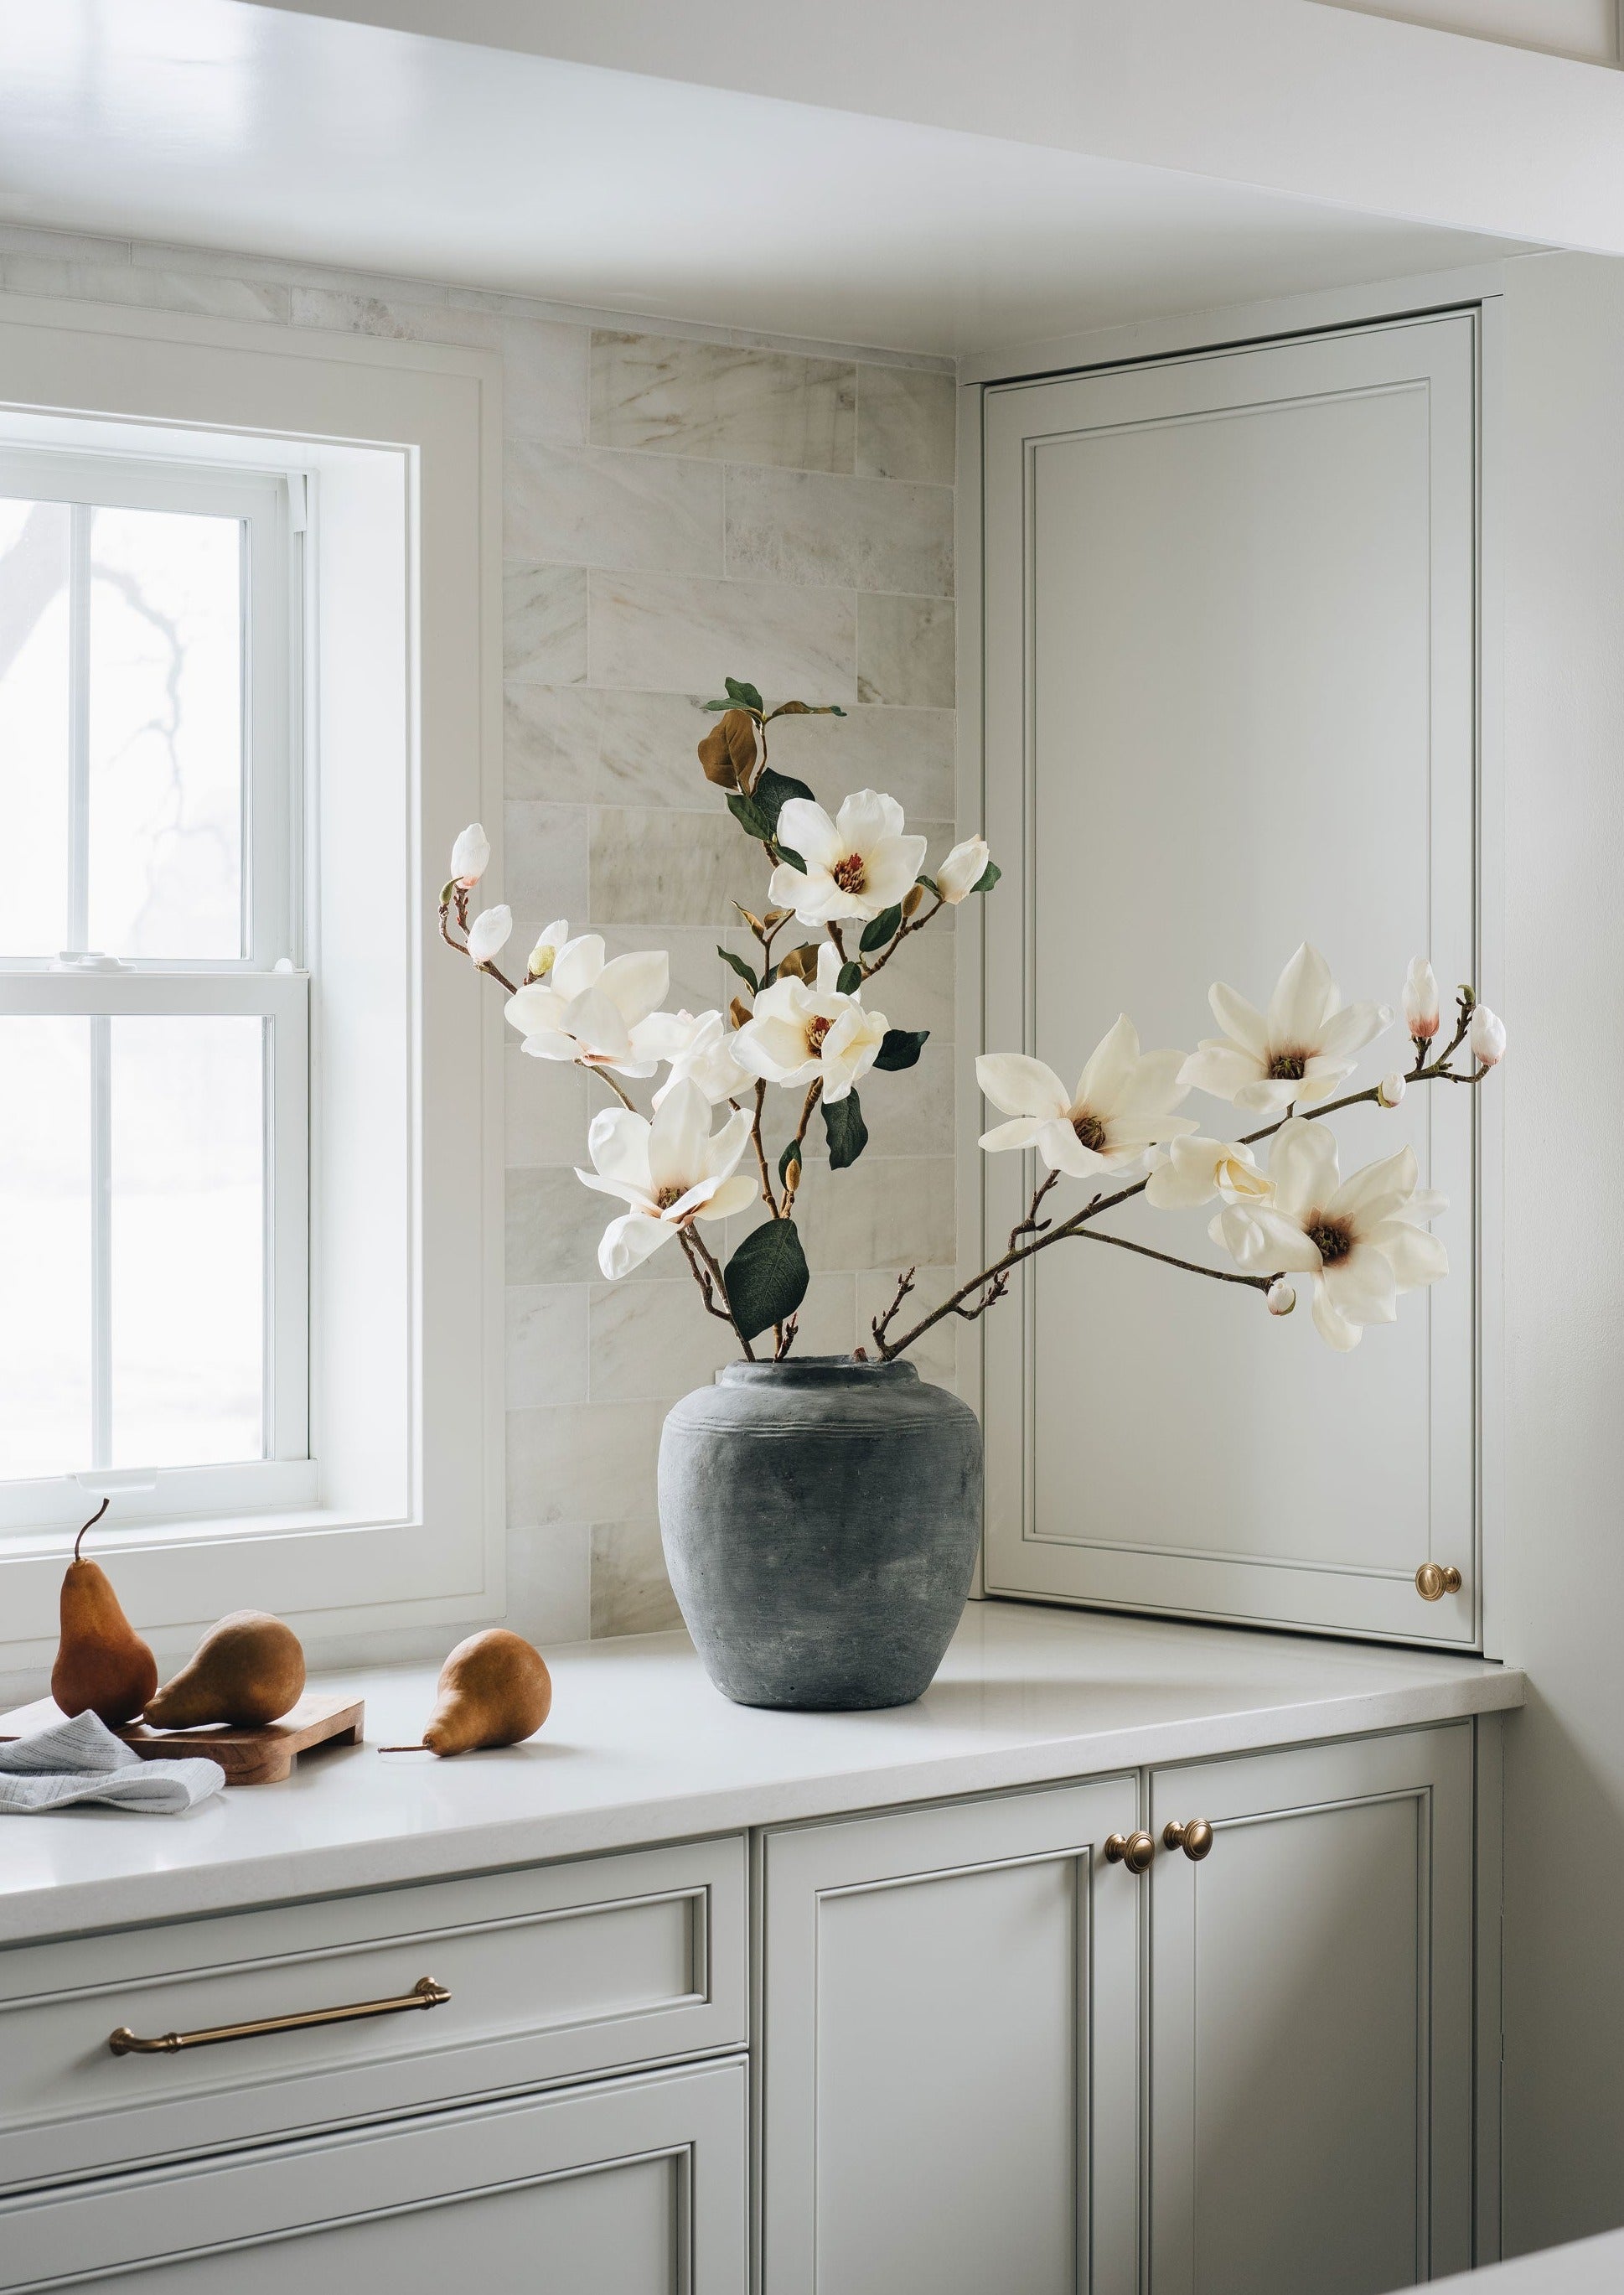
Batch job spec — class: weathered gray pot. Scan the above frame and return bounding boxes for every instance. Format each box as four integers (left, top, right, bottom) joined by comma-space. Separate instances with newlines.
658, 1357, 983, 1712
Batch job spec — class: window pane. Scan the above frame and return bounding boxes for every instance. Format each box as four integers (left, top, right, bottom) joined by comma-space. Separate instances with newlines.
89, 508, 244, 959
111, 1016, 265, 1469
0, 1017, 91, 1477
0, 500, 71, 959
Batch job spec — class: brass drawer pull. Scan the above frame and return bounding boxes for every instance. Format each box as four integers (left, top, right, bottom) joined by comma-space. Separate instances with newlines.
1162, 1818, 1215, 1862
109, 1975, 450, 2057
1104, 1831, 1156, 1873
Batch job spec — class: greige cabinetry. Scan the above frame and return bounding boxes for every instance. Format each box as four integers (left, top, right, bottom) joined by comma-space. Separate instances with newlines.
760, 1723, 1477, 2295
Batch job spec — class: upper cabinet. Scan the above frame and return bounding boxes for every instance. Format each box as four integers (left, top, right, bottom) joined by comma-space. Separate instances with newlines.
979, 312, 1483, 1648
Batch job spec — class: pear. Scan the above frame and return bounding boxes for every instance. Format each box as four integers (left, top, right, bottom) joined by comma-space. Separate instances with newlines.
380, 1629, 551, 1758
144, 1611, 306, 1731
51, 1502, 158, 1728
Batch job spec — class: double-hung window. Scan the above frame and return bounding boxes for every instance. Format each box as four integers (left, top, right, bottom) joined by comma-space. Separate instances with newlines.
0, 448, 309, 1527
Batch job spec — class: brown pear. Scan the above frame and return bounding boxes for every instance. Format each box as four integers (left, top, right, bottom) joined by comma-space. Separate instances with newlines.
381, 1629, 551, 1758
51, 1504, 158, 1728
144, 1611, 306, 1730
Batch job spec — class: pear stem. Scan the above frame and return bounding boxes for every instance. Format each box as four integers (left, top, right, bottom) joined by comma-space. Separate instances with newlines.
375, 1743, 430, 1753
74, 1495, 110, 1563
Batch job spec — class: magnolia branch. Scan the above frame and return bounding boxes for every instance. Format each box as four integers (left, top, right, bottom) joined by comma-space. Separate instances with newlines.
873, 1023, 1493, 1361
680, 1226, 757, 1361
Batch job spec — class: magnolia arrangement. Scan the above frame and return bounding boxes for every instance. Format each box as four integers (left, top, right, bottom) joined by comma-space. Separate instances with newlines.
442, 676, 1505, 1365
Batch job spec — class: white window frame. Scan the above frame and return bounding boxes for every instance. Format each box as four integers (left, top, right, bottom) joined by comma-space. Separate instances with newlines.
0, 446, 312, 1524
0, 294, 504, 1671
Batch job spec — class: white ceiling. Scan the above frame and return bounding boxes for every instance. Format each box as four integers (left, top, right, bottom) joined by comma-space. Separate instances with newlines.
0, 0, 1531, 357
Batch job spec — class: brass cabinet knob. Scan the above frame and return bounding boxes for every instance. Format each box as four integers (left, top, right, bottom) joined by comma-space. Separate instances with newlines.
1415, 1562, 1464, 1602
1162, 1818, 1215, 1862
1104, 1831, 1156, 1873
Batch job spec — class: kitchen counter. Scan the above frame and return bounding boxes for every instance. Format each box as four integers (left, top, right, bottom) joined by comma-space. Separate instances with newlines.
0, 1602, 1523, 1945
1430, 2230, 1624, 2290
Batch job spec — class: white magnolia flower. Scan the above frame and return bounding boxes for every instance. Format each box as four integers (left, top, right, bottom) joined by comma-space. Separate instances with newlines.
732, 942, 888, 1105
1378, 1071, 1407, 1109
1403, 957, 1440, 1043
525, 920, 571, 982
576, 1081, 757, 1279
448, 823, 489, 889
977, 1016, 1197, 1180
1145, 1135, 1273, 1211
1470, 1005, 1507, 1067
504, 935, 670, 1076
1210, 1116, 1447, 1351
768, 790, 928, 926
1181, 943, 1391, 1114
647, 1010, 752, 1109
466, 905, 512, 966
936, 836, 991, 904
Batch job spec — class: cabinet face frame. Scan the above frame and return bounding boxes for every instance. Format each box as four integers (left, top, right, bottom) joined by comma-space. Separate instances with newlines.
1146, 1723, 1475, 2295
759, 1776, 1142, 2295
966, 293, 1506, 1655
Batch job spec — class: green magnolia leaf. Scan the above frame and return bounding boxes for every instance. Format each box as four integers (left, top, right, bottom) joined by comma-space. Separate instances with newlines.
718, 945, 759, 994
972, 859, 1002, 894
701, 698, 732, 712
859, 905, 902, 953
772, 843, 806, 874
836, 961, 863, 995
829, 705, 846, 716
753, 766, 815, 831
725, 1218, 809, 1342
822, 1090, 869, 1170
874, 1028, 928, 1071
724, 676, 766, 714
916, 873, 939, 895
778, 1139, 802, 1184
727, 790, 774, 842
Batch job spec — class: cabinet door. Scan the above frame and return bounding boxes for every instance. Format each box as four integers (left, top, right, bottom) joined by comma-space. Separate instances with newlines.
0, 2059, 747, 2294
1148, 1726, 1474, 2295
761, 1778, 1141, 2295
980, 312, 1479, 1647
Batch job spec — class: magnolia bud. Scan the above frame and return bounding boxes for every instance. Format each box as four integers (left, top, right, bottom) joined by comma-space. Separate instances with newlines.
1469, 1004, 1507, 1067
1402, 956, 1440, 1042
783, 1156, 802, 1202
449, 823, 489, 889
466, 904, 512, 966
525, 920, 570, 982
935, 835, 992, 905
1266, 1279, 1296, 1317
1377, 1071, 1407, 1109
901, 884, 925, 920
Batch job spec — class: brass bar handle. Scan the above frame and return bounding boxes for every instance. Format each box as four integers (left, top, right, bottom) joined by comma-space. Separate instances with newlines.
1162, 1818, 1215, 1862
1104, 1831, 1156, 1874
109, 1975, 450, 2057
1415, 1562, 1464, 1602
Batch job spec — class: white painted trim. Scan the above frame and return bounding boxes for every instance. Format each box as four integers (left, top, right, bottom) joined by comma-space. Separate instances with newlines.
956, 258, 1518, 390
1475, 293, 1509, 1667
952, 375, 987, 1596
0, 294, 504, 1664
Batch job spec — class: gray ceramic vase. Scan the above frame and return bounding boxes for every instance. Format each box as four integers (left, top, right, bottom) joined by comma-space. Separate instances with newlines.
658, 1356, 983, 1712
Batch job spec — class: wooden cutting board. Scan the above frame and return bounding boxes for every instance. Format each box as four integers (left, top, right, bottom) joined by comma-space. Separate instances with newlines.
0, 1693, 364, 1786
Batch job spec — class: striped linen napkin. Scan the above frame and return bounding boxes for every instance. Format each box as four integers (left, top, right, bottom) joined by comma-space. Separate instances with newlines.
0, 1709, 225, 1815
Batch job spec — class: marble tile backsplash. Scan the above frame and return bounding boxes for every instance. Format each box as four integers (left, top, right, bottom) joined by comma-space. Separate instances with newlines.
0, 230, 959, 1650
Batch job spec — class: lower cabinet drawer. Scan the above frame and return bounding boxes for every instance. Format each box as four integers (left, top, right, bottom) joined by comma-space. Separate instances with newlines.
0, 2057, 749, 2294
0, 1835, 746, 2195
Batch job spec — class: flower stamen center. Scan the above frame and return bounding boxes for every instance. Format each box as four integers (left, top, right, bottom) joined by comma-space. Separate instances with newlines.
654, 1185, 685, 1212
1072, 1111, 1108, 1153
1309, 1219, 1352, 1265
1268, 1050, 1308, 1081
832, 853, 867, 895
807, 1016, 831, 1054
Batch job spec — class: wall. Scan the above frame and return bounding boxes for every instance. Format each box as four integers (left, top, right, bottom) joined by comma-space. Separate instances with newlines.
1311, 0, 1618, 64
1499, 248, 1624, 2255
0, 225, 960, 1650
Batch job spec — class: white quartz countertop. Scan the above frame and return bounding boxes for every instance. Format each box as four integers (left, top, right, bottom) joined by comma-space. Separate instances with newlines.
0, 1603, 1523, 1945
1428, 2230, 1624, 2291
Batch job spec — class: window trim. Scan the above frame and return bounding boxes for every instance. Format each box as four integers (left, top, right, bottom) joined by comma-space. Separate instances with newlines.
0, 294, 504, 1668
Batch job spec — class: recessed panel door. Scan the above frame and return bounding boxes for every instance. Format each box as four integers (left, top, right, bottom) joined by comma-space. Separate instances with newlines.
980, 313, 1479, 1645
